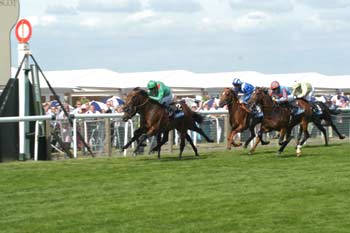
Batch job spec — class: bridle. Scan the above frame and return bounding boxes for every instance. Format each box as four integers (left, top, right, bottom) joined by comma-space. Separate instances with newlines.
124, 94, 150, 116
222, 89, 239, 106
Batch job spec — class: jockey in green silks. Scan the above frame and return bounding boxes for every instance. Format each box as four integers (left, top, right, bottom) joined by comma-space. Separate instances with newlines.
147, 80, 174, 115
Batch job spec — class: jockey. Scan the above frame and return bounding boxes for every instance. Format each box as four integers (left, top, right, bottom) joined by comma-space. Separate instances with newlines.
147, 80, 175, 116
232, 78, 263, 118
269, 81, 304, 116
292, 81, 322, 115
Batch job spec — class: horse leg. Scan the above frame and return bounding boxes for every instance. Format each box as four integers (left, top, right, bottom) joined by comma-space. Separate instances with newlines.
278, 128, 287, 146
313, 119, 328, 146
296, 125, 302, 146
149, 133, 163, 159
133, 133, 148, 155
244, 126, 256, 149
249, 129, 264, 155
122, 127, 144, 151
185, 133, 199, 156
329, 120, 346, 139
277, 129, 293, 156
226, 129, 235, 150
179, 132, 186, 159
231, 128, 243, 147
298, 121, 310, 146
191, 124, 214, 143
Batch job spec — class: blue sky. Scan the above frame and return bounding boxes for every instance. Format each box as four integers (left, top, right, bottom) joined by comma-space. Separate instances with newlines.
10, 0, 350, 74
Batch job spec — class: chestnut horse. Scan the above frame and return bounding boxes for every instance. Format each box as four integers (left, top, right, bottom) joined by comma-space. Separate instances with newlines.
248, 88, 306, 156
121, 88, 213, 159
219, 88, 267, 150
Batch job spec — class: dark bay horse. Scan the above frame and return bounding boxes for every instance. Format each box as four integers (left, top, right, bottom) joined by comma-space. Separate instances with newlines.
219, 88, 266, 150
296, 100, 345, 146
248, 88, 306, 156
121, 87, 213, 159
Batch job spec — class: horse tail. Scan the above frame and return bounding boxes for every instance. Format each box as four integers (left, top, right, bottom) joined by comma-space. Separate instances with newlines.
329, 108, 341, 115
318, 101, 341, 115
192, 112, 204, 124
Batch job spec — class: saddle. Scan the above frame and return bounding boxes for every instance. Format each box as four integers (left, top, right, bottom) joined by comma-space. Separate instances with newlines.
167, 102, 184, 119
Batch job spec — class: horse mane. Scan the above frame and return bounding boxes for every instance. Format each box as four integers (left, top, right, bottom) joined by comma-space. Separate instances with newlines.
133, 87, 164, 107
256, 86, 269, 94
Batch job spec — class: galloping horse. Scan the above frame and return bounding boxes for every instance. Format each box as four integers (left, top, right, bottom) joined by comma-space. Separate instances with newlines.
296, 98, 328, 147
121, 87, 213, 159
295, 100, 345, 146
219, 88, 267, 150
248, 88, 306, 156
315, 101, 345, 140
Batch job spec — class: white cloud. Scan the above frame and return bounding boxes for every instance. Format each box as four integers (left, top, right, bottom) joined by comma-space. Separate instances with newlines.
297, 0, 350, 9
46, 4, 77, 15
147, 0, 201, 13
234, 11, 271, 30
228, 0, 294, 13
26, 15, 58, 27
12, 0, 350, 75
79, 17, 101, 28
77, 0, 142, 13
125, 10, 156, 23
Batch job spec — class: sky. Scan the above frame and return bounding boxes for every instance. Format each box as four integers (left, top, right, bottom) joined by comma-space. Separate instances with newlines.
10, 0, 350, 75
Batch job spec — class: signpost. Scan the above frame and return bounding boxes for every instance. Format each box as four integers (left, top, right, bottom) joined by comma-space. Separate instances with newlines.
15, 19, 32, 43
15, 18, 32, 160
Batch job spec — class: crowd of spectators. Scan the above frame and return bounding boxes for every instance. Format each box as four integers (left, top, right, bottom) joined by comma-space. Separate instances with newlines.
43, 90, 349, 119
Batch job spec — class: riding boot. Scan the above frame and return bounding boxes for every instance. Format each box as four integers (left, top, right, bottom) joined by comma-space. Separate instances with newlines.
251, 105, 263, 119
311, 102, 322, 116
166, 105, 174, 118
290, 101, 304, 116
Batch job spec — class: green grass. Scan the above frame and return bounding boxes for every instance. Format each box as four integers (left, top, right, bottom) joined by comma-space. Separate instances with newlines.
1, 143, 350, 233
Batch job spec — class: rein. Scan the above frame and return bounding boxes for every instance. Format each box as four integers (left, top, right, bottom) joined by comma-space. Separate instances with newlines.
134, 98, 150, 109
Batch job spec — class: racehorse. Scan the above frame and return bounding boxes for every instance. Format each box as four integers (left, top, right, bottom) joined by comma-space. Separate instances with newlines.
218, 88, 267, 150
292, 98, 345, 148
317, 101, 345, 140
248, 87, 306, 156
121, 87, 213, 159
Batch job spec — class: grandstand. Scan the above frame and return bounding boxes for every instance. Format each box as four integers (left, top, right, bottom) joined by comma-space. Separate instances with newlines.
5, 68, 350, 101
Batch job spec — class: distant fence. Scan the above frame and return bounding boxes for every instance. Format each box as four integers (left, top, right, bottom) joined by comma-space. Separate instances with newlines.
1, 109, 350, 160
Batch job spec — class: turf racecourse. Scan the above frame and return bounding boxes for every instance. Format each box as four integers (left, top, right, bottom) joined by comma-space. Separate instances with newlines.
1, 143, 350, 233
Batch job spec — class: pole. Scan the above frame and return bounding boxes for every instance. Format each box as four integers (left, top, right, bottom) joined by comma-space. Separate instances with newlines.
18, 43, 30, 160
30, 64, 44, 115
104, 118, 111, 156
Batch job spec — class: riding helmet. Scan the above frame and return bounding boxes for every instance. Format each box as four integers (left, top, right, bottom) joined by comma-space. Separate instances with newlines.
270, 81, 280, 90
147, 80, 157, 89
232, 78, 242, 86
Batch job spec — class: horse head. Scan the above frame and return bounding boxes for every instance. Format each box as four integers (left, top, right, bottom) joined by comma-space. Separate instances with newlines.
219, 88, 239, 108
122, 87, 149, 122
248, 87, 271, 107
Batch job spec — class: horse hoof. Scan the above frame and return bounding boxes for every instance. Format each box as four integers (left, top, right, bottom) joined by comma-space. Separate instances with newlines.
209, 140, 215, 143
227, 147, 232, 150
340, 135, 346, 140
261, 141, 270, 145
297, 152, 301, 157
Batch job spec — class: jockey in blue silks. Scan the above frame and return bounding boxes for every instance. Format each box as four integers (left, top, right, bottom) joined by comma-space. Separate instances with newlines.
232, 78, 255, 104
232, 78, 263, 118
